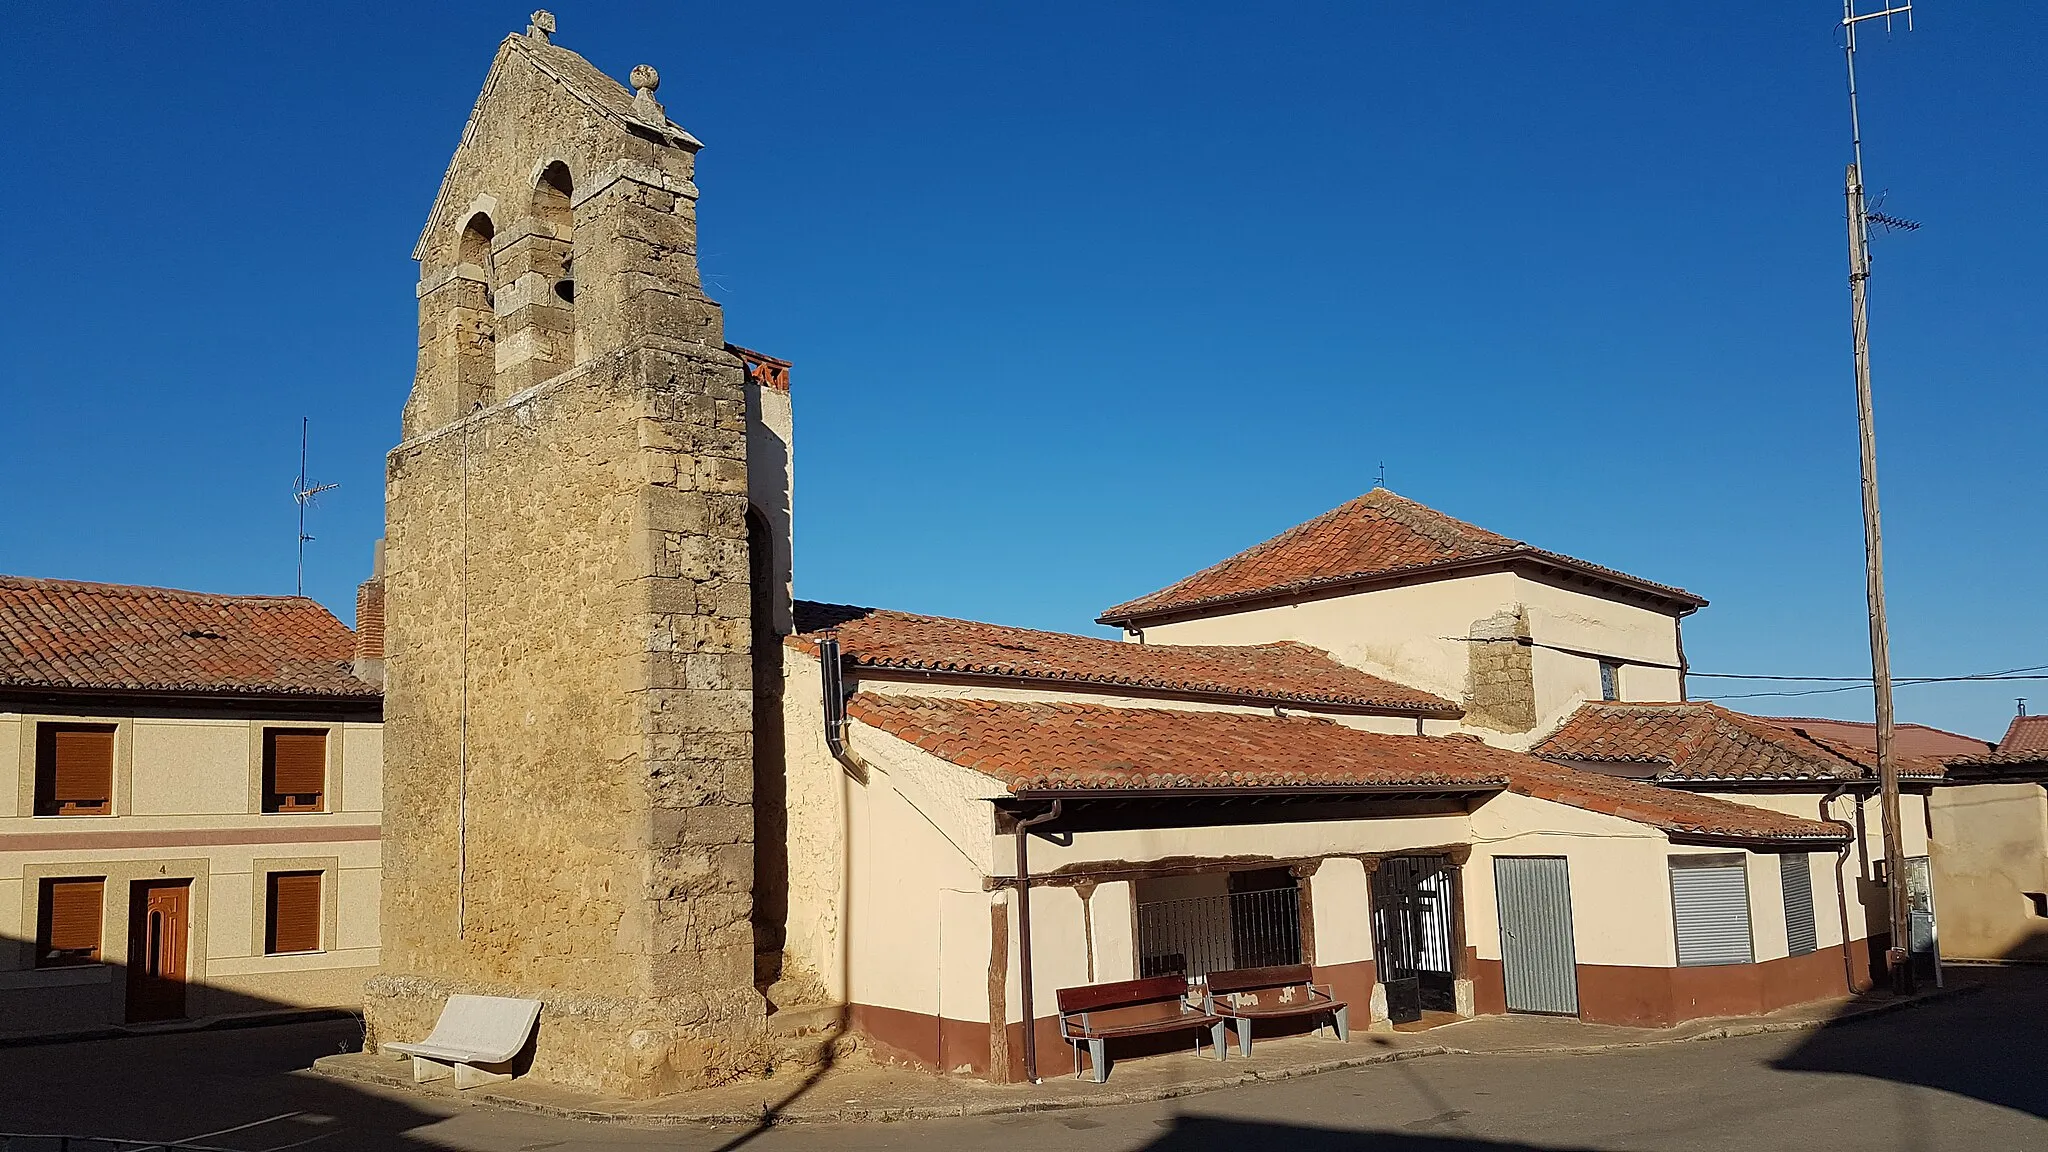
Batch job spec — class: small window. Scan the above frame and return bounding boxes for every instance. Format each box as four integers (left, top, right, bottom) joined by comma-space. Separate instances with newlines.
1670, 854, 1753, 966
2026, 892, 2047, 919
263, 729, 328, 813
1781, 854, 1818, 956
265, 871, 323, 954
1599, 661, 1622, 702
34, 723, 115, 816
36, 878, 105, 967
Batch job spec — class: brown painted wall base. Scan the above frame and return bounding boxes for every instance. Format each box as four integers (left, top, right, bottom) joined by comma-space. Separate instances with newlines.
845, 1003, 999, 1079
1467, 940, 1870, 1028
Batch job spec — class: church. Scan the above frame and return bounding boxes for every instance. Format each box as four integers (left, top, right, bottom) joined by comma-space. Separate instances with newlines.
351, 14, 1948, 1098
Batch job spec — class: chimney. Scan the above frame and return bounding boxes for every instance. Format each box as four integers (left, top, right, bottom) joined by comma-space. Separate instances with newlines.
352, 539, 386, 688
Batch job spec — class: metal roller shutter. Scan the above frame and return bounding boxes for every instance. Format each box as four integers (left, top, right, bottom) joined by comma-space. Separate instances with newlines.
1670, 855, 1753, 967
265, 730, 328, 812
266, 871, 323, 954
38, 725, 115, 815
37, 877, 105, 966
1780, 854, 1818, 956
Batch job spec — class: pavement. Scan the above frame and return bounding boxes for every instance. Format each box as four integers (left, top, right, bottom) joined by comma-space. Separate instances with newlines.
305, 978, 1976, 1125
0, 967, 2041, 1151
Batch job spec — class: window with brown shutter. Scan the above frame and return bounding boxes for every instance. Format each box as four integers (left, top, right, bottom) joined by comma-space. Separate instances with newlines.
263, 729, 327, 813
36, 877, 105, 967
34, 724, 115, 816
265, 871, 323, 954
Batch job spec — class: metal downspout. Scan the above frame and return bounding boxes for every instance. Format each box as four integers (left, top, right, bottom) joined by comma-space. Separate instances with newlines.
1013, 800, 1064, 1084
1821, 783, 1867, 994
818, 636, 870, 782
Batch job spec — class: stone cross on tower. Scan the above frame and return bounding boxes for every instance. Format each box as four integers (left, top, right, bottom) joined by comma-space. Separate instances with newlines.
368, 18, 764, 1099
527, 9, 555, 42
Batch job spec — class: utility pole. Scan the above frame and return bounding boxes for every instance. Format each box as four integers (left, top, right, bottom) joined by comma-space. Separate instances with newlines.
1840, 0, 1916, 994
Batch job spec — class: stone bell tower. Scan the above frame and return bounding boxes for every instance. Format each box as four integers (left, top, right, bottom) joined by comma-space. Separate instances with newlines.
365, 13, 764, 1096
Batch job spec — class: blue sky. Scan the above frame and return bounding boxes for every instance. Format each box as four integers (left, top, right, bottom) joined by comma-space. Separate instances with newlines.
3, 3, 2040, 739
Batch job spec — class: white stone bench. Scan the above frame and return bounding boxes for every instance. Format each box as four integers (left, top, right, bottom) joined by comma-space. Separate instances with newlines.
383, 994, 542, 1090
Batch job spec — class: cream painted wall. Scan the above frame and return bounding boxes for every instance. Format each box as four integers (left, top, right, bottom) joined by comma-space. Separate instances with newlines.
843, 755, 991, 1021
937, 888, 995, 1036
1466, 791, 1676, 968
1, 706, 383, 1036
1135, 571, 1686, 749
1019, 814, 1472, 879
1138, 571, 1524, 704
1010, 885, 1091, 1024
745, 381, 795, 637
340, 722, 383, 816
1089, 881, 1138, 983
780, 647, 850, 1001
1929, 782, 2048, 961
0, 715, 19, 817
1309, 856, 1374, 966
1690, 788, 1935, 949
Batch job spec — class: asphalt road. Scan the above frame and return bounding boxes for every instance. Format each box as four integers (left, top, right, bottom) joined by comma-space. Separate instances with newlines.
3, 970, 2043, 1152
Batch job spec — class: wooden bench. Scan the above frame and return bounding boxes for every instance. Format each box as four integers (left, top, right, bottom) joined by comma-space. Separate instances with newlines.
383, 994, 542, 1089
1202, 963, 1348, 1057
1056, 975, 1226, 1082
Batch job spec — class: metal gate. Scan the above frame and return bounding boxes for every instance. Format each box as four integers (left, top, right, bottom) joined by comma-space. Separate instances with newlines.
1371, 855, 1458, 1024
1493, 856, 1579, 1015
1136, 885, 1301, 978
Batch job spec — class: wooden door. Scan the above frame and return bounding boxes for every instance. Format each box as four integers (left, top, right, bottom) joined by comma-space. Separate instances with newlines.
126, 881, 190, 1022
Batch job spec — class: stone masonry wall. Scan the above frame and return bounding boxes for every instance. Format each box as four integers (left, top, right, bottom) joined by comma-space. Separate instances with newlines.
1465, 608, 1537, 734
369, 30, 764, 1098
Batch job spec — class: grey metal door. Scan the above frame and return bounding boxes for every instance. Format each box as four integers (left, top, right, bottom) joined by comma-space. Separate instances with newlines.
1494, 856, 1579, 1015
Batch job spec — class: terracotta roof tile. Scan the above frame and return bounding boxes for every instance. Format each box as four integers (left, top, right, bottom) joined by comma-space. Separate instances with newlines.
850, 695, 1847, 844
1947, 716, 2048, 772
1536, 702, 1953, 782
792, 601, 1457, 715
1998, 715, 2048, 755
1099, 489, 1703, 624
0, 576, 376, 699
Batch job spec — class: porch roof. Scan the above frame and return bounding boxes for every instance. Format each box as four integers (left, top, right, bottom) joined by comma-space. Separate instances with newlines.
849, 695, 1850, 845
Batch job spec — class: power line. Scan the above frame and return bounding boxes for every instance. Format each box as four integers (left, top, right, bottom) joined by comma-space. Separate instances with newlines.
1691, 664, 2048, 684
1700, 679, 2048, 702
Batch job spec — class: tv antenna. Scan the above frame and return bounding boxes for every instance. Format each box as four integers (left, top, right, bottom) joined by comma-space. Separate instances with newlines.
1839, 0, 1920, 996
292, 417, 340, 596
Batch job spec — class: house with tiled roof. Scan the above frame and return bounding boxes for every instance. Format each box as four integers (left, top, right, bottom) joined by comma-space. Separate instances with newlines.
1536, 700, 2048, 971
761, 595, 1866, 1078
1, 573, 383, 1039
1097, 488, 1705, 750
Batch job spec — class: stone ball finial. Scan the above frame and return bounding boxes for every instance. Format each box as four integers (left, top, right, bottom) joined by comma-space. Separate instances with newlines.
630, 64, 660, 94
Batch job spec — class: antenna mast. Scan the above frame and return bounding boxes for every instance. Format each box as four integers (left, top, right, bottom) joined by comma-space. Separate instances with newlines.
293, 417, 340, 597
1840, 0, 1916, 995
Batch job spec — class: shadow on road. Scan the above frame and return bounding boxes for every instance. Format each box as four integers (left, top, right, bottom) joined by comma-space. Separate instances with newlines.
1770, 962, 2048, 1121
1139, 1115, 1594, 1151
